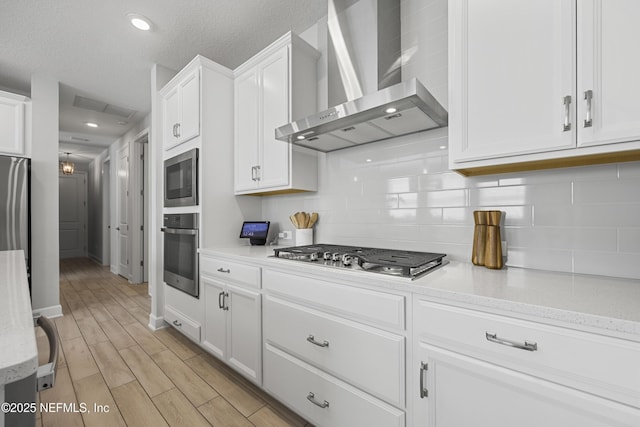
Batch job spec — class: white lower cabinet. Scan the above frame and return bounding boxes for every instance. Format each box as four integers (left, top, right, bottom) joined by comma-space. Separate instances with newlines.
164, 305, 201, 343
412, 298, 640, 427
264, 343, 405, 427
415, 342, 639, 427
264, 295, 405, 407
201, 275, 262, 384
263, 268, 407, 426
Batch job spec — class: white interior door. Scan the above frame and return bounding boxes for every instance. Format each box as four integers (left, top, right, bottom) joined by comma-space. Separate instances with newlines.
118, 145, 130, 278
102, 159, 110, 266
59, 172, 87, 258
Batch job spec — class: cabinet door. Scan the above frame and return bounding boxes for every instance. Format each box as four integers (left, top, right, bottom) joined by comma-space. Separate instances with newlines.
449, 0, 576, 163
163, 86, 181, 150
578, 0, 640, 147
227, 284, 262, 384
0, 96, 25, 155
414, 342, 639, 427
234, 70, 260, 192
179, 68, 200, 144
202, 276, 227, 360
258, 46, 290, 189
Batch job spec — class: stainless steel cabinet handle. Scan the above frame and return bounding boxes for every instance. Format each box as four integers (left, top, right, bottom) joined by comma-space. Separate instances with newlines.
176, 123, 181, 138
584, 90, 593, 128
223, 292, 229, 311
307, 334, 329, 348
218, 291, 225, 309
173, 320, 182, 327
562, 95, 572, 132
217, 268, 231, 273
306, 392, 329, 409
485, 332, 538, 352
255, 165, 261, 181
419, 361, 428, 398
251, 166, 256, 181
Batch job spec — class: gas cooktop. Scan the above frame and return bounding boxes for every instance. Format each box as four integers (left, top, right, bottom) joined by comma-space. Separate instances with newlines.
272, 244, 446, 280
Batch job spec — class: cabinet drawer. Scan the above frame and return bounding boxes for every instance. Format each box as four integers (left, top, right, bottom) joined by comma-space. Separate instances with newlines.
165, 305, 201, 343
200, 256, 260, 289
263, 269, 405, 330
264, 343, 404, 427
414, 299, 640, 408
264, 295, 404, 407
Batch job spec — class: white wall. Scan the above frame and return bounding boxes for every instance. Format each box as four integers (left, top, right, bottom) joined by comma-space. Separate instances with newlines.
30, 75, 61, 316
261, 0, 640, 280
87, 150, 111, 264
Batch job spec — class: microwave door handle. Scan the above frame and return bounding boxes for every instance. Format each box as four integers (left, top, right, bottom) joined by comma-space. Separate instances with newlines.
161, 228, 198, 235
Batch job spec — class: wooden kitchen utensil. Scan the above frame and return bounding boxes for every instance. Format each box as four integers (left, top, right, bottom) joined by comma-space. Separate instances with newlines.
472, 211, 488, 266
308, 212, 318, 228
484, 210, 503, 269
290, 214, 299, 229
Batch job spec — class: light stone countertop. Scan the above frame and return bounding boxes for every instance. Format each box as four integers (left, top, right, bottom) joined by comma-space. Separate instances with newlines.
200, 245, 640, 341
0, 251, 38, 385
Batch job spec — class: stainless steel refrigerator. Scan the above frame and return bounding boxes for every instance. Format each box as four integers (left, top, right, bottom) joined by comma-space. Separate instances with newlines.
0, 155, 31, 289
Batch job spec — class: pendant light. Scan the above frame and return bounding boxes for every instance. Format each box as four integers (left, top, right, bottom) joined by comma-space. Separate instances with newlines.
60, 152, 75, 175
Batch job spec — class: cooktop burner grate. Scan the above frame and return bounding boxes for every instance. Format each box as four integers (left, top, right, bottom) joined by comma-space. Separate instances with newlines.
272, 244, 446, 279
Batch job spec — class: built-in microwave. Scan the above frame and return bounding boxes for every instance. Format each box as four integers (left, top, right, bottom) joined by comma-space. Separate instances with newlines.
164, 148, 198, 207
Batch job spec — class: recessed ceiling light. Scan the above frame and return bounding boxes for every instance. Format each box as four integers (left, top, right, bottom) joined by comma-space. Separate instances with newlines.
385, 107, 397, 114
296, 135, 306, 140
439, 145, 447, 150
85, 122, 99, 128
127, 13, 152, 31
366, 158, 372, 163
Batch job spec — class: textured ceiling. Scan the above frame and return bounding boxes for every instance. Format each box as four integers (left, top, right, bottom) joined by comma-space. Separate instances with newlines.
0, 0, 326, 159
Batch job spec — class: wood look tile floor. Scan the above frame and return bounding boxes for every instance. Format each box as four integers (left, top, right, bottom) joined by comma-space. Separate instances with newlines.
35, 258, 312, 427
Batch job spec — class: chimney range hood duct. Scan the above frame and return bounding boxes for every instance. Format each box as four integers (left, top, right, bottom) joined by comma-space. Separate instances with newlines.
276, 0, 448, 153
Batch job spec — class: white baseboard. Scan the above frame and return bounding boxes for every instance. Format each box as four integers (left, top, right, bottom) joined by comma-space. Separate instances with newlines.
32, 304, 63, 319
88, 253, 102, 265
148, 314, 167, 331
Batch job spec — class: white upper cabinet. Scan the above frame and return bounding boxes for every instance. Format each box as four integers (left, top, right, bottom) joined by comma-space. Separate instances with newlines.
449, 0, 640, 175
162, 67, 200, 150
577, 0, 640, 147
0, 90, 28, 156
234, 32, 319, 195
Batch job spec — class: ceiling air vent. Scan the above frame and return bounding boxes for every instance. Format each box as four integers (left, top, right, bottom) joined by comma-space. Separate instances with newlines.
73, 95, 136, 119
71, 136, 90, 142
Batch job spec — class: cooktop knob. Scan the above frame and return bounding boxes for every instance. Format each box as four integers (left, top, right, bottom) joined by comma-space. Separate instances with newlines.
332, 253, 341, 262
309, 252, 318, 261
341, 254, 352, 266
323, 252, 332, 260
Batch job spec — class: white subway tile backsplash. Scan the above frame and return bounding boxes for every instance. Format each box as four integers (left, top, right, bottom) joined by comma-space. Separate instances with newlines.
573, 252, 640, 280
573, 179, 640, 204
618, 162, 640, 178
506, 248, 574, 273
505, 227, 617, 252
618, 228, 640, 253
262, 130, 640, 279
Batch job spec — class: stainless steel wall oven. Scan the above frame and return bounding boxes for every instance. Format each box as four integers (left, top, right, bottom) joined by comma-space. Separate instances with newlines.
162, 213, 199, 297
164, 148, 198, 207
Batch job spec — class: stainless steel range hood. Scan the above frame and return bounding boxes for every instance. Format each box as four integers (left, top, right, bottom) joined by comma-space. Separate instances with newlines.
275, 0, 448, 153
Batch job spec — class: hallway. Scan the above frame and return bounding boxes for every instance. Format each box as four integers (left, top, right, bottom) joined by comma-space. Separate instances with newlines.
37, 258, 308, 426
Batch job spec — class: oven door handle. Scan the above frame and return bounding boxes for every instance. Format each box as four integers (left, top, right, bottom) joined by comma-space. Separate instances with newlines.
161, 228, 198, 235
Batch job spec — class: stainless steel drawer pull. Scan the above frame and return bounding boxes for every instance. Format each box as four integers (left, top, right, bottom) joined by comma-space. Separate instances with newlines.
307, 334, 329, 348
218, 291, 225, 309
217, 268, 231, 273
563, 95, 572, 132
173, 320, 182, 327
419, 362, 428, 398
584, 90, 593, 128
307, 392, 329, 408
486, 332, 538, 352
